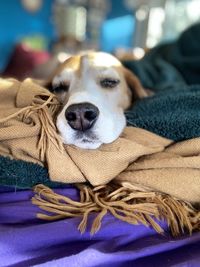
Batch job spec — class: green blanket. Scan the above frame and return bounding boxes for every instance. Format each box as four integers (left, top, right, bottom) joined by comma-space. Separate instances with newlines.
1, 23, 200, 189
124, 23, 200, 141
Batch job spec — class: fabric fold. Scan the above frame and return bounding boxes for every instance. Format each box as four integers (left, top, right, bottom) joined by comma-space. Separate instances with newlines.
0, 77, 200, 205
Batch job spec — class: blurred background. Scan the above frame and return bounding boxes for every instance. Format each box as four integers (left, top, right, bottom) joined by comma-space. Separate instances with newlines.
0, 0, 199, 80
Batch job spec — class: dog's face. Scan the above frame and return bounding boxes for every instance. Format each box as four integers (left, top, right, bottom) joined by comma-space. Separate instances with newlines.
49, 52, 147, 149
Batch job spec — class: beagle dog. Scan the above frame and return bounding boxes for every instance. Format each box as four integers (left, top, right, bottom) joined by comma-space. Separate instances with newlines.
47, 52, 147, 149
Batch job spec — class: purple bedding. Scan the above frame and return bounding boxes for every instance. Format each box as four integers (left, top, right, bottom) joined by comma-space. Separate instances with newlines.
1, 186, 200, 267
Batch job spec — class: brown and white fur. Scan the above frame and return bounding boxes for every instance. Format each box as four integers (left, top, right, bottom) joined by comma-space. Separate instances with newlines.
47, 52, 148, 149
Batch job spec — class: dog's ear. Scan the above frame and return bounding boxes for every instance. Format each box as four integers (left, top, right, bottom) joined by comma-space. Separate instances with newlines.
123, 67, 148, 100
43, 81, 53, 92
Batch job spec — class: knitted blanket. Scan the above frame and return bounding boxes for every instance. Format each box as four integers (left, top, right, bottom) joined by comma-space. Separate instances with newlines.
1, 23, 200, 236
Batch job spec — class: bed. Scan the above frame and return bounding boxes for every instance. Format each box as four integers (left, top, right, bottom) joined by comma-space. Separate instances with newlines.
1, 185, 200, 267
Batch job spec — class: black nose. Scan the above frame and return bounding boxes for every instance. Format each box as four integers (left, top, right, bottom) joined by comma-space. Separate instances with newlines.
65, 103, 99, 131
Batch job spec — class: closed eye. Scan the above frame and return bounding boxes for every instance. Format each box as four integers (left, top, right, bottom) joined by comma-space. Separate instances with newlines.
100, 78, 120, 88
51, 83, 69, 93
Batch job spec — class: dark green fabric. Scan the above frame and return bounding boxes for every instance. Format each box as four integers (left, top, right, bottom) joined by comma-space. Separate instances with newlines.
123, 23, 200, 89
125, 84, 200, 141
0, 156, 64, 189
124, 23, 200, 141
1, 23, 200, 188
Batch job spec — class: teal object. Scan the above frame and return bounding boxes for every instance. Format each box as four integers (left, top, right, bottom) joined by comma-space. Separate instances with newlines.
0, 0, 54, 71
125, 84, 200, 141
0, 156, 64, 189
1, 23, 200, 189
124, 23, 200, 141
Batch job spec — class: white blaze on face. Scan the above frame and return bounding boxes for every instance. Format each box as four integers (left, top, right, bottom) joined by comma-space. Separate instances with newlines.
55, 53, 130, 149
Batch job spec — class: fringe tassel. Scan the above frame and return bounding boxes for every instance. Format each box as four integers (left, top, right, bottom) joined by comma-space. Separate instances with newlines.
28, 93, 64, 159
32, 183, 200, 236
0, 92, 63, 161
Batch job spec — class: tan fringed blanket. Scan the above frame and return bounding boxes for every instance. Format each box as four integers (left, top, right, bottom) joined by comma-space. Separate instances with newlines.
0, 78, 200, 235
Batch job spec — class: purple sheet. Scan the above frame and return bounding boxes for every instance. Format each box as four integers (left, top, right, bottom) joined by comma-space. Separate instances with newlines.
1, 186, 200, 267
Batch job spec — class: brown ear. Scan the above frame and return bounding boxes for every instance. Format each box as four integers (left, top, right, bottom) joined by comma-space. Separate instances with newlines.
123, 67, 148, 100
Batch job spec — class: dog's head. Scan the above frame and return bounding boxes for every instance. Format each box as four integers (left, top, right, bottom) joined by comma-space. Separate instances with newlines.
48, 52, 147, 149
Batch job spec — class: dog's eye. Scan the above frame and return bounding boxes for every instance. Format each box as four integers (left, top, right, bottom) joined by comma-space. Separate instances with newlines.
100, 78, 120, 88
51, 83, 69, 93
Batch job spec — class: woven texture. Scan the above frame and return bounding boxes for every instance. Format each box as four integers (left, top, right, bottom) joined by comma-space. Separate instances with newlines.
1, 24, 200, 235
1, 78, 200, 204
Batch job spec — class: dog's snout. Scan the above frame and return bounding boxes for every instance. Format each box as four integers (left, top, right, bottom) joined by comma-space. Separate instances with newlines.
65, 103, 99, 131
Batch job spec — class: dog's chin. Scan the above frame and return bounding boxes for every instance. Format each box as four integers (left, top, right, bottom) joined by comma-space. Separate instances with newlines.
62, 134, 102, 149
73, 139, 102, 149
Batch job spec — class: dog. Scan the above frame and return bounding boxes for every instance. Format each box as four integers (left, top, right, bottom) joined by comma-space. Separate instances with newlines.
47, 52, 148, 149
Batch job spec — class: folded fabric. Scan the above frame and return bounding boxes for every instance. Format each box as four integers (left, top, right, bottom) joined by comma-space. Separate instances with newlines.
124, 23, 200, 141
0, 77, 200, 205
1, 24, 200, 236
0, 78, 168, 184
0, 77, 199, 237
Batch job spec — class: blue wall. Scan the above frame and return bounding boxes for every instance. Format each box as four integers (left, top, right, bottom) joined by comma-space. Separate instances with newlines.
0, 0, 135, 71
100, 0, 135, 52
107, 0, 133, 19
0, 0, 54, 71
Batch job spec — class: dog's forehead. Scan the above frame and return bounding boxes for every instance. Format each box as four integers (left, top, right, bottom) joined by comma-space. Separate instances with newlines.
86, 52, 122, 68
58, 52, 122, 73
